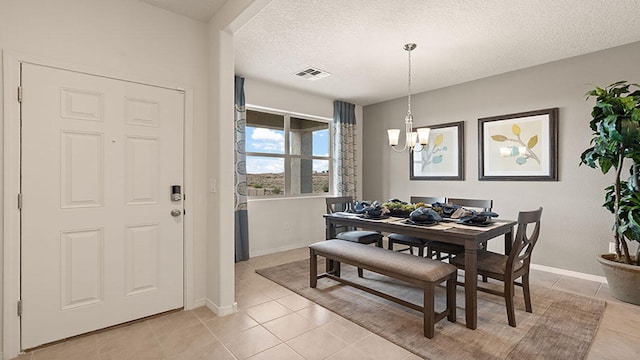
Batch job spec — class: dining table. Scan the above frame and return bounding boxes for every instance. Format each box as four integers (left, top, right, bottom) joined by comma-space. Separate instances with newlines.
324, 212, 517, 330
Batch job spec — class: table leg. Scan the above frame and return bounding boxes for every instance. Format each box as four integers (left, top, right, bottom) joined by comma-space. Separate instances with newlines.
325, 219, 334, 240
504, 227, 514, 255
464, 239, 478, 329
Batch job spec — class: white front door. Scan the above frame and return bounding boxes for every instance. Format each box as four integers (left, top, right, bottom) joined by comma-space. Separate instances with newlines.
20, 63, 184, 349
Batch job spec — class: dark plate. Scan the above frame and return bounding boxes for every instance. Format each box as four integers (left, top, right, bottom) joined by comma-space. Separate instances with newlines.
388, 210, 412, 218
458, 220, 493, 227
358, 214, 390, 220
404, 219, 438, 226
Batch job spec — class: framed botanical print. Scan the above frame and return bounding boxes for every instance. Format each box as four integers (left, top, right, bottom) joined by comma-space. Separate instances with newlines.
478, 108, 558, 181
410, 121, 464, 180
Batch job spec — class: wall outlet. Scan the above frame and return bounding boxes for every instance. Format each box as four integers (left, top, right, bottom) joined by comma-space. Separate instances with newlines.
209, 178, 217, 193
608, 242, 616, 253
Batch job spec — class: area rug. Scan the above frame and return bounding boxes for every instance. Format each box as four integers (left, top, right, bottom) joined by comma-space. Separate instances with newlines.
256, 259, 605, 360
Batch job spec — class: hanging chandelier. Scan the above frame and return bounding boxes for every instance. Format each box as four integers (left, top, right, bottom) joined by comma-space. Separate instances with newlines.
387, 43, 430, 152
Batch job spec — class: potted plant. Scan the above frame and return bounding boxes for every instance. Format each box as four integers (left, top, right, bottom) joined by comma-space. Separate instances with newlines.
580, 80, 640, 305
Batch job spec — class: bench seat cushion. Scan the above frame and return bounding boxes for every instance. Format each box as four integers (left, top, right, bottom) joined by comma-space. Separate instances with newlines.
310, 239, 456, 283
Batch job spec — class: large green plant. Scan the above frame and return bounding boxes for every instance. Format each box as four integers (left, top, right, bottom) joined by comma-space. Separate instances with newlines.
580, 81, 640, 265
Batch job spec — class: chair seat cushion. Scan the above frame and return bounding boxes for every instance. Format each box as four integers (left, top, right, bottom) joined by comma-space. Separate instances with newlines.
450, 250, 524, 274
428, 241, 464, 255
336, 230, 382, 244
387, 233, 429, 246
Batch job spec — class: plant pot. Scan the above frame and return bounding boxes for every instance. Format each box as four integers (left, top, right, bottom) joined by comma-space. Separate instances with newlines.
597, 254, 640, 305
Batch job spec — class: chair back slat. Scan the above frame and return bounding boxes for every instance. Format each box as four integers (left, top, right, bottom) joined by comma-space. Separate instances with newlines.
326, 196, 354, 214
508, 207, 543, 268
410, 196, 446, 205
447, 198, 493, 212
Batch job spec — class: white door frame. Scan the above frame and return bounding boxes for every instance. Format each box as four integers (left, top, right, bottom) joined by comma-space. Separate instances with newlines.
2, 51, 196, 359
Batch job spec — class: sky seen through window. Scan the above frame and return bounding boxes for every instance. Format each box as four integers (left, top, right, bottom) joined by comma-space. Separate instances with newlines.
246, 127, 329, 174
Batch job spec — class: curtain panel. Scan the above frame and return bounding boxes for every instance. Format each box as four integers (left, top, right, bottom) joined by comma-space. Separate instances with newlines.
234, 76, 250, 262
332, 100, 358, 199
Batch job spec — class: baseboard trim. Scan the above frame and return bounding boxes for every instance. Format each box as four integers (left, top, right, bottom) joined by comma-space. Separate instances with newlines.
193, 298, 207, 308
531, 263, 607, 283
250, 241, 315, 257
205, 299, 238, 316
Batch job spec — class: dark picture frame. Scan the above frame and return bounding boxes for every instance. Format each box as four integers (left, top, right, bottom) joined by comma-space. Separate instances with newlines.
410, 121, 464, 180
478, 108, 558, 181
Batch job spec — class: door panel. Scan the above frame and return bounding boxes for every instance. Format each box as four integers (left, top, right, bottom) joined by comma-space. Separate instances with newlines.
60, 228, 104, 310
21, 63, 184, 349
125, 135, 160, 205
60, 130, 105, 208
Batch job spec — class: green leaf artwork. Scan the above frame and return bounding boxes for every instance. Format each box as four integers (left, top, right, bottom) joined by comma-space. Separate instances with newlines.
420, 133, 448, 170
491, 123, 541, 165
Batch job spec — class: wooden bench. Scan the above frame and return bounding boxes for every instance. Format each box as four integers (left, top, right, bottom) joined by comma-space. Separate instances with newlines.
309, 239, 457, 338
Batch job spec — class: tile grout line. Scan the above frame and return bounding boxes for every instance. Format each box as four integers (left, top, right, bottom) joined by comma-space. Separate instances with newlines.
192, 309, 239, 359
146, 317, 171, 359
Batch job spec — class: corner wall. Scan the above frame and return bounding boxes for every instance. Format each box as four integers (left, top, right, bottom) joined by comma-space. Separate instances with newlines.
205, 0, 271, 315
363, 41, 640, 276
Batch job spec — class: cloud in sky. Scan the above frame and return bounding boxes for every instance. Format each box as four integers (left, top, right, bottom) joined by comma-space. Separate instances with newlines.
247, 156, 284, 174
313, 159, 329, 172
247, 157, 329, 174
250, 128, 284, 153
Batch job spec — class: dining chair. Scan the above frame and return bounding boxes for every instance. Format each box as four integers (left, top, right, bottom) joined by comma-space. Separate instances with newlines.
326, 196, 384, 277
449, 207, 543, 327
426, 198, 494, 260
326, 196, 383, 248
387, 196, 446, 257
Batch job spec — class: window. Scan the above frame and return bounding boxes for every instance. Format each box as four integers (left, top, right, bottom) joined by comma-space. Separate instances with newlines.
246, 108, 331, 197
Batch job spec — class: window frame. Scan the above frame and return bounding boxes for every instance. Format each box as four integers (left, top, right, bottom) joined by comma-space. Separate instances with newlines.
245, 105, 333, 198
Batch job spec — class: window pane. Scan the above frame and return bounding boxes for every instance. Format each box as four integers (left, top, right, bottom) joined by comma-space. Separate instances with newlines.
290, 158, 330, 195
313, 128, 329, 157
246, 110, 284, 154
290, 117, 329, 156
246, 156, 284, 196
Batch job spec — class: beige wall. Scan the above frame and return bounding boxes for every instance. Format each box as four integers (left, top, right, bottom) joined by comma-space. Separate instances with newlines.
363, 41, 640, 276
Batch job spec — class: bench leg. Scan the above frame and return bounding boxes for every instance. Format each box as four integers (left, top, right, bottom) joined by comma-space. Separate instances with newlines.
423, 283, 435, 339
335, 260, 341, 277
310, 249, 317, 288
447, 272, 457, 322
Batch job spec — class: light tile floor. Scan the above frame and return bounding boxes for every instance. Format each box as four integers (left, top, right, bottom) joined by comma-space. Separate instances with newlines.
12, 246, 640, 360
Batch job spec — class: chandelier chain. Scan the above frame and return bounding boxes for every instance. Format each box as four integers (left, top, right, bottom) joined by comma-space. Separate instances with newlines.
407, 46, 412, 117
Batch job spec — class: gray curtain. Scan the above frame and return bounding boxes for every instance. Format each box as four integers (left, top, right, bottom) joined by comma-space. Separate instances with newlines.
234, 76, 250, 262
332, 101, 358, 199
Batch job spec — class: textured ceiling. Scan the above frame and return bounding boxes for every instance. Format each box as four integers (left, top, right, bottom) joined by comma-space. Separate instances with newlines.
142, 0, 640, 106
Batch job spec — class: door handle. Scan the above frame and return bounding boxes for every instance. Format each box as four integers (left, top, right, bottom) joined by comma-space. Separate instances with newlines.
170, 209, 182, 217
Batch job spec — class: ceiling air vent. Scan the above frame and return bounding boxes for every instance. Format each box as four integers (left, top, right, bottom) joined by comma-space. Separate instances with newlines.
294, 67, 331, 81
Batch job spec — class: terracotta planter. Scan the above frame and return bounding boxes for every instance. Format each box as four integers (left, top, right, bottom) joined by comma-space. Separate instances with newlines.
598, 254, 640, 305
